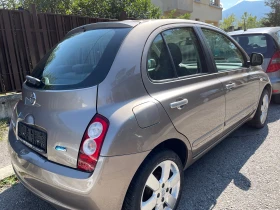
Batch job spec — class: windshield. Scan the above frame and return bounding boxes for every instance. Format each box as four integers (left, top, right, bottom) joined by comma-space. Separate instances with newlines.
28, 28, 131, 90
232, 34, 275, 58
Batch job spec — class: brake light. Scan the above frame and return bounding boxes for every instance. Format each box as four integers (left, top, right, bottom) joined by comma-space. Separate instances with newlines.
267, 51, 280, 73
77, 114, 109, 172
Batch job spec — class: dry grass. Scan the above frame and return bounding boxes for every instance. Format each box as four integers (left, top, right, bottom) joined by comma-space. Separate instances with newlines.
0, 175, 18, 191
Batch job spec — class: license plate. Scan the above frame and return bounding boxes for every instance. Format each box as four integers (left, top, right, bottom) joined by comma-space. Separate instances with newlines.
18, 122, 47, 153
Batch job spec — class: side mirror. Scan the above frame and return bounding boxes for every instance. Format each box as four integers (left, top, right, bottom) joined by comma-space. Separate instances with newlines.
250, 53, 264, 66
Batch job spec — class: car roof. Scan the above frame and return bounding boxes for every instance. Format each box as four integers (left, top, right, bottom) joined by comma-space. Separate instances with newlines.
68, 19, 222, 35
118, 19, 217, 28
228, 27, 280, 36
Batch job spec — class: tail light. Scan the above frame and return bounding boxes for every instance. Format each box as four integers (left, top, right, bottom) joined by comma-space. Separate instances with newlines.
77, 114, 109, 172
267, 51, 280, 73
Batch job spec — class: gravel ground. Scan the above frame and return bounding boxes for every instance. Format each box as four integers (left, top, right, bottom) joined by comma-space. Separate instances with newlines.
1, 104, 280, 210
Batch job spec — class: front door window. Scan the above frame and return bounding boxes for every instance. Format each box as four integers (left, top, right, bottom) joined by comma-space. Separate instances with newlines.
202, 28, 245, 71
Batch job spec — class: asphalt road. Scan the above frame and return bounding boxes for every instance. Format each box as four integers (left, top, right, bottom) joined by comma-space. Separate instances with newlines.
1, 104, 280, 210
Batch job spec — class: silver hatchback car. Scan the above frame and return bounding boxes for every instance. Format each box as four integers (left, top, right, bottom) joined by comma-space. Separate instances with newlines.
9, 20, 271, 210
229, 27, 280, 103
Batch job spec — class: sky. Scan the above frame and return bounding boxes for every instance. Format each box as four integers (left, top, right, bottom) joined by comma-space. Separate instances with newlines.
221, 0, 264, 10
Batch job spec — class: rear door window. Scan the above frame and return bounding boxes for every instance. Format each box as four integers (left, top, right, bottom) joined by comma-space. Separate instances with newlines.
29, 28, 131, 90
147, 34, 176, 80
162, 28, 206, 77
233, 34, 274, 58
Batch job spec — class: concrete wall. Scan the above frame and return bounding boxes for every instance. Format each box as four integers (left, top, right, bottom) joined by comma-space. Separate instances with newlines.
0, 93, 21, 119
152, 0, 193, 13
152, 0, 222, 27
191, 0, 222, 26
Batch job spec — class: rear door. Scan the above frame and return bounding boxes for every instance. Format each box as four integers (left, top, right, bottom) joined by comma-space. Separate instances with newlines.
142, 24, 225, 156
200, 27, 258, 130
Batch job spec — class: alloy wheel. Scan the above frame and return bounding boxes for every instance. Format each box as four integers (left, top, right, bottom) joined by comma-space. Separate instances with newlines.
141, 160, 181, 210
260, 93, 269, 124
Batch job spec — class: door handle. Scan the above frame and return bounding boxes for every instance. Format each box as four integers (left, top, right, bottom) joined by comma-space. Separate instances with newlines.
225, 83, 236, 90
170, 99, 188, 110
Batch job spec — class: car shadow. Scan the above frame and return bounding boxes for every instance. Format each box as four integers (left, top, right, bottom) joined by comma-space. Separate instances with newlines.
267, 102, 280, 124
0, 183, 55, 210
177, 117, 271, 209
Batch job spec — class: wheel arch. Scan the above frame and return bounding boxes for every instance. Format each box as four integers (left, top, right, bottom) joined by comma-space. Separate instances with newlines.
122, 138, 188, 210
149, 138, 189, 168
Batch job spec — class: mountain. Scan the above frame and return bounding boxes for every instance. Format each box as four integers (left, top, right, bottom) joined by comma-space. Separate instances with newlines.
222, 0, 271, 20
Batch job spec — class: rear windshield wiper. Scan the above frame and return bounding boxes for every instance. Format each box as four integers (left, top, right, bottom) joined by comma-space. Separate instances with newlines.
26, 75, 44, 87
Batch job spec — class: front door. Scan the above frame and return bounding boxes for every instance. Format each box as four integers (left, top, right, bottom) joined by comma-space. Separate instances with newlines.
200, 27, 258, 130
142, 25, 225, 156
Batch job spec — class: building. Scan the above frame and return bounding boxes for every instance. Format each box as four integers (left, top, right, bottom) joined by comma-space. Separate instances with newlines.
152, 0, 222, 27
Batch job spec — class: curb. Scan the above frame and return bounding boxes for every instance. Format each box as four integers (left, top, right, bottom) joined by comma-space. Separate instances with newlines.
0, 165, 14, 180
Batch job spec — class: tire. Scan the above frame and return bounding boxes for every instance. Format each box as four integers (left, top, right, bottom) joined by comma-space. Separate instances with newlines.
272, 94, 280, 104
122, 149, 184, 210
248, 89, 270, 129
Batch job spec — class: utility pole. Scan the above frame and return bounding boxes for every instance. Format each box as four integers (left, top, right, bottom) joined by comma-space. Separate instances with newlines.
242, 12, 247, 31
276, 1, 280, 26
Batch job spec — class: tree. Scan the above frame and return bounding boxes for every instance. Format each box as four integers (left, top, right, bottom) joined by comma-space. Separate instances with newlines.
220, 14, 236, 30
0, 0, 161, 19
72, 0, 161, 19
237, 12, 263, 30
0, 0, 19, 9
124, 0, 161, 19
264, 0, 280, 26
18, 0, 72, 14
71, 0, 111, 17
220, 12, 263, 31
161, 9, 191, 19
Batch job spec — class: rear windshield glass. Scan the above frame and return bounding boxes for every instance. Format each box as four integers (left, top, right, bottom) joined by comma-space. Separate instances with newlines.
28, 28, 131, 90
232, 34, 275, 58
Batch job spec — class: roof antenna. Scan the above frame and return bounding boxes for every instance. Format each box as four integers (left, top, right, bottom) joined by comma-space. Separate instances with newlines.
244, 19, 247, 31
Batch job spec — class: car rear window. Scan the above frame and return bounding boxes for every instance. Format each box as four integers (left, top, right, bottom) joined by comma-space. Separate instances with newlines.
28, 28, 131, 90
232, 34, 275, 58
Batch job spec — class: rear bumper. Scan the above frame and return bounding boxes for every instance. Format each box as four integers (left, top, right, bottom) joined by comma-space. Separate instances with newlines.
8, 126, 149, 210
269, 77, 280, 95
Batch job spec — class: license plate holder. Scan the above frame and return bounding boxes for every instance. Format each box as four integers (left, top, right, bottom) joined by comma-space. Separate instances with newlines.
18, 122, 47, 153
